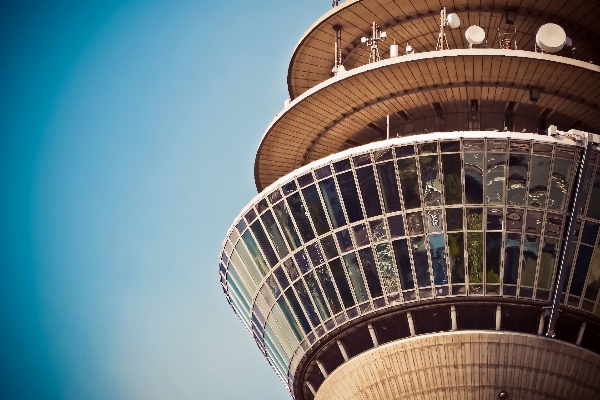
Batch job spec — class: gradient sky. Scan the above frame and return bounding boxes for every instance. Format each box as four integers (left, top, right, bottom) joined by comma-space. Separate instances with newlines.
0, 1, 328, 398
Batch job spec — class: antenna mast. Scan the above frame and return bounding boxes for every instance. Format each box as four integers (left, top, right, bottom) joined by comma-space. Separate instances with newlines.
436, 7, 449, 50
361, 22, 387, 63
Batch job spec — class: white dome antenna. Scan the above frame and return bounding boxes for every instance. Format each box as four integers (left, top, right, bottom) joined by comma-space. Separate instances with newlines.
465, 25, 486, 48
536, 23, 566, 53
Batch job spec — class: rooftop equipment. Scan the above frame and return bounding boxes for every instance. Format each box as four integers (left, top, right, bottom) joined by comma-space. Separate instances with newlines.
361, 22, 387, 63
436, 7, 460, 50
536, 23, 567, 53
465, 25, 486, 48
389, 41, 399, 58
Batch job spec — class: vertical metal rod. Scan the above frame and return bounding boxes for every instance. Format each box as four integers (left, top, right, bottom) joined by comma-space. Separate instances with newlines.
450, 305, 457, 331
538, 313, 545, 335
547, 140, 593, 336
306, 382, 317, 396
336, 339, 349, 361
407, 312, 416, 336
495, 305, 501, 331
316, 360, 328, 378
576, 322, 586, 345
386, 114, 390, 140
368, 323, 379, 347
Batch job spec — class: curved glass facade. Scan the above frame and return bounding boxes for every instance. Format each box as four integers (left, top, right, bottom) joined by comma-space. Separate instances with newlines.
219, 132, 600, 390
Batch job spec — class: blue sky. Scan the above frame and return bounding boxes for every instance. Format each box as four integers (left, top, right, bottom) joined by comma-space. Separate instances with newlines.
0, 1, 327, 398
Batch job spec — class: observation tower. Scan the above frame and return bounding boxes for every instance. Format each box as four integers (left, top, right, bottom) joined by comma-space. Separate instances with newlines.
218, 1, 600, 399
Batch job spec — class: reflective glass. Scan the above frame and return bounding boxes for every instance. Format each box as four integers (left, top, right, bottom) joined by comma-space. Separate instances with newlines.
376, 162, 402, 212
506, 208, 523, 232
230, 251, 257, 292
388, 215, 405, 238
538, 237, 558, 290
245, 208, 257, 224
425, 209, 443, 233
486, 232, 502, 284
272, 202, 302, 252
242, 231, 270, 276
266, 275, 281, 298
581, 221, 599, 246
272, 302, 301, 343
283, 257, 300, 281
420, 155, 442, 206
273, 266, 289, 290
486, 153, 506, 204
548, 158, 572, 211
418, 142, 437, 154
466, 208, 483, 230
487, 140, 507, 152
315, 165, 332, 179
586, 169, 600, 219
521, 234, 540, 287
353, 224, 370, 246
464, 153, 484, 204
336, 171, 364, 223
510, 140, 530, 153
441, 153, 462, 205
343, 253, 369, 303
507, 154, 529, 206
280, 293, 310, 335
356, 166, 382, 217
268, 189, 282, 204
286, 193, 315, 243
533, 143, 553, 156
305, 272, 332, 320
467, 232, 483, 283
441, 141, 460, 152
544, 213, 562, 237
302, 185, 330, 235
319, 178, 346, 228
570, 245, 594, 296
315, 265, 343, 314
374, 148, 393, 162
504, 233, 521, 284
397, 158, 421, 209
298, 172, 314, 187
329, 258, 355, 308
525, 210, 543, 234
584, 249, 600, 301
487, 208, 503, 230
282, 181, 297, 195
234, 242, 262, 284
334, 158, 351, 172
293, 280, 322, 325
336, 229, 353, 252
236, 219, 247, 234
406, 212, 424, 235
375, 243, 400, 294
353, 153, 371, 167
266, 318, 292, 359
429, 234, 448, 285
359, 247, 384, 298
261, 210, 289, 258
227, 262, 252, 306
306, 242, 325, 267
578, 166, 594, 215
390, 238, 414, 292
395, 145, 415, 157
250, 221, 278, 267
320, 235, 338, 260
448, 232, 465, 284
528, 156, 551, 207
256, 199, 269, 214
294, 250, 311, 274
446, 208, 463, 231
369, 219, 387, 242
411, 236, 431, 287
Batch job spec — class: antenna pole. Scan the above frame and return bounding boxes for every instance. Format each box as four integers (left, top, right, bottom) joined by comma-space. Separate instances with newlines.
436, 7, 449, 50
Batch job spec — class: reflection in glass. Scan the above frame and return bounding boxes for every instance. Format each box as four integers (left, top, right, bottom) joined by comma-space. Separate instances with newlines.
586, 170, 600, 219
359, 247, 384, 298
374, 148, 393, 162
464, 153, 483, 204
315, 165, 332, 179
235, 242, 263, 283
464, 140, 484, 151
272, 201, 301, 250
579, 166, 594, 215
446, 208, 463, 231
261, 210, 289, 258
336, 171, 364, 222
336, 229, 353, 252
487, 208, 503, 230
429, 234, 448, 285
305, 273, 331, 320
448, 233, 465, 283
320, 235, 338, 260
302, 185, 330, 235
353, 223, 370, 247
377, 162, 401, 212
411, 236, 431, 287
294, 250, 311, 274
538, 237, 558, 290
282, 181, 297, 195
375, 243, 400, 294
315, 265, 343, 314
525, 210, 543, 234
420, 155, 442, 206
418, 142, 437, 154
521, 235, 540, 287
544, 214, 562, 237
528, 156, 551, 207
353, 153, 371, 167
227, 262, 252, 306
318, 178, 346, 229
397, 158, 421, 209
356, 166, 383, 217
329, 258, 355, 308
282, 290, 311, 334
286, 193, 315, 242
467, 232, 483, 283
506, 208, 523, 232
395, 145, 415, 157
581, 221, 599, 246
486, 153, 506, 204
283, 257, 300, 281
242, 231, 270, 276
273, 266, 289, 290
298, 172, 314, 188
426, 209, 443, 233
369, 219, 387, 242
584, 249, 600, 301
306, 242, 325, 267
392, 238, 414, 289
272, 302, 301, 343
442, 153, 462, 205
507, 154, 529, 205
486, 233, 502, 284
250, 221, 278, 267
441, 141, 460, 152
548, 158, 572, 211
230, 252, 257, 293
570, 245, 594, 296
343, 253, 369, 303
406, 212, 424, 235
388, 215, 405, 238
466, 208, 483, 230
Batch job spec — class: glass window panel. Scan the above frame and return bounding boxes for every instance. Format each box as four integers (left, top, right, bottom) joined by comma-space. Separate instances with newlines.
521, 235, 540, 287
230, 251, 258, 292
236, 219, 247, 234
245, 208, 257, 224
298, 172, 314, 187
487, 208, 503, 230
261, 210, 289, 258
578, 166, 594, 215
234, 242, 262, 284
273, 266, 290, 290
334, 159, 351, 172
268, 189, 282, 204
314, 165, 332, 180
388, 215, 405, 238
358, 247, 384, 298
283, 257, 300, 281
533, 143, 553, 156
397, 158, 421, 209
266, 275, 281, 298
570, 245, 594, 296
282, 291, 311, 334
464, 153, 484, 204
329, 258, 355, 308
510, 140, 530, 153
256, 199, 269, 214
504, 233, 521, 284
392, 238, 414, 289
353, 224, 370, 247
506, 208, 523, 232
336, 229, 353, 252
315, 265, 343, 314
343, 253, 369, 303
374, 148, 393, 162
375, 243, 400, 294
507, 154, 529, 206
286, 192, 315, 242
448, 232, 465, 283
336, 171, 364, 223
272, 201, 302, 250
420, 155, 442, 206
425, 209, 443, 233
544, 213, 562, 237
293, 280, 322, 325
227, 262, 252, 306
266, 318, 293, 359
306, 242, 325, 267
555, 146, 574, 159
486, 153, 506, 204
320, 235, 338, 260
302, 185, 330, 236
467, 232, 484, 283
581, 221, 599, 246
294, 250, 311, 274
441, 141, 460, 152
538, 237, 558, 290
441, 153, 462, 205
272, 302, 301, 344
242, 231, 270, 276
305, 273, 331, 320
446, 208, 463, 231
466, 208, 483, 230
250, 221, 278, 268
586, 169, 600, 219
411, 236, 430, 287
418, 142, 438, 154
525, 210, 543, 234
486, 232, 502, 284
353, 153, 371, 167
369, 219, 388, 242
227, 278, 251, 316
318, 178, 346, 228
282, 181, 297, 195
487, 140, 507, 152
395, 144, 415, 157
430, 233, 448, 285
406, 211, 424, 235
548, 158, 572, 211
376, 162, 402, 212
356, 166, 382, 217
528, 156, 551, 207
584, 249, 600, 301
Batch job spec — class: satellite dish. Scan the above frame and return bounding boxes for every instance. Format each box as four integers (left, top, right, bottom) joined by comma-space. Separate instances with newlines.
566, 37, 573, 47
536, 23, 566, 53
446, 13, 460, 29
361, 37, 367, 43
465, 25, 485, 45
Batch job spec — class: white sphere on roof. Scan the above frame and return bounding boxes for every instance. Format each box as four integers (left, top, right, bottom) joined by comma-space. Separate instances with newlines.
536, 23, 567, 53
